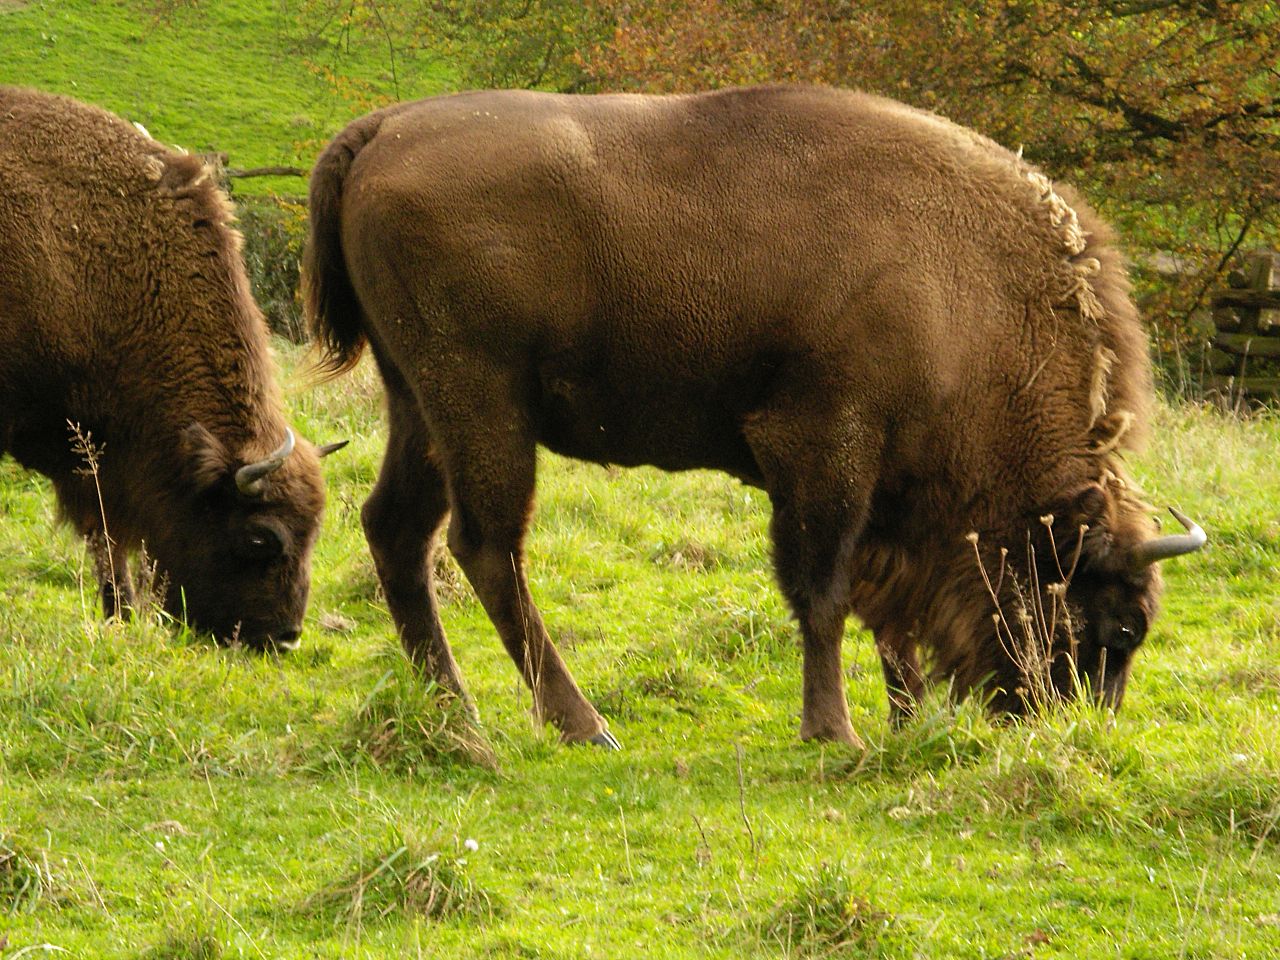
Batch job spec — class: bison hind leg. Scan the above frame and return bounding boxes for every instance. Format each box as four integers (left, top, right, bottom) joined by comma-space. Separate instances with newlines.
442, 452, 610, 745
361, 371, 469, 702
414, 363, 610, 746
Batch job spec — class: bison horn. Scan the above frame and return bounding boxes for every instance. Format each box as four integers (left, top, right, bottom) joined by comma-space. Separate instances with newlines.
235, 428, 295, 496
1132, 507, 1206, 567
316, 439, 349, 457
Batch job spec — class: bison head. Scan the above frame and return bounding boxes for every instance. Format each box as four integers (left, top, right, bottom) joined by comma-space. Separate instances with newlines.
1013, 483, 1204, 712
144, 424, 337, 649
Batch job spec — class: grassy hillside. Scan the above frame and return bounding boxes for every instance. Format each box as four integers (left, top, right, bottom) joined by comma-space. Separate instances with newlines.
2, 346, 1279, 958
0, 0, 450, 192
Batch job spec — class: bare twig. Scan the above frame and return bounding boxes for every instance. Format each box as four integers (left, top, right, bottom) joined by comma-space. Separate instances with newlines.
734, 743, 757, 864
691, 813, 712, 865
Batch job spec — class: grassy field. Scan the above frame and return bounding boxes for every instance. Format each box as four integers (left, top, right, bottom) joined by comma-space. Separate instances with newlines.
0, 0, 447, 194
2, 345, 1280, 958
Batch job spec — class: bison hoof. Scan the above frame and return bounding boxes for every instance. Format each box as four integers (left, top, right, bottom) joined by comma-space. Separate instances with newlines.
801, 725, 866, 752
589, 729, 622, 751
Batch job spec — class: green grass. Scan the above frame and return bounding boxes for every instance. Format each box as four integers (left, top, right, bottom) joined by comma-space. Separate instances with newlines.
0, 0, 450, 193
2, 345, 1280, 957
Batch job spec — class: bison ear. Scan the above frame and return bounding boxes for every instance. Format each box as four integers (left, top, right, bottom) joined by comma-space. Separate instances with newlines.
182, 423, 233, 491
1049, 482, 1116, 569
1063, 482, 1109, 529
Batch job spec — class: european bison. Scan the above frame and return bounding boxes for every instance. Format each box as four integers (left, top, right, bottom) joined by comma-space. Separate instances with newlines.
0, 86, 340, 647
305, 85, 1203, 748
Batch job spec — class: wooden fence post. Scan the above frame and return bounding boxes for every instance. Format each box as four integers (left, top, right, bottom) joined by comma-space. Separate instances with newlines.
1207, 250, 1280, 401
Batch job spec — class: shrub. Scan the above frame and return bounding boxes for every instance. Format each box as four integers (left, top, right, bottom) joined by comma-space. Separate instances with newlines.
235, 194, 309, 342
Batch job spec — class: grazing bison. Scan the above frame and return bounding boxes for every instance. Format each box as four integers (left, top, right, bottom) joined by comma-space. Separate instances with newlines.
0, 86, 341, 648
305, 85, 1203, 748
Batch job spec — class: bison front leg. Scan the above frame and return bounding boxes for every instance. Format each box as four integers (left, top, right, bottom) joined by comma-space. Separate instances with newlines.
87, 529, 134, 620
875, 626, 925, 725
747, 398, 877, 751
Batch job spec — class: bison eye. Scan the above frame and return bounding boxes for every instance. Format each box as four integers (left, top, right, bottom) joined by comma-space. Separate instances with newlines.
242, 525, 286, 560
1106, 622, 1140, 652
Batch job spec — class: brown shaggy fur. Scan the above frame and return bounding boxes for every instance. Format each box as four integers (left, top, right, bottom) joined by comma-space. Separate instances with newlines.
306, 85, 1177, 746
0, 86, 327, 645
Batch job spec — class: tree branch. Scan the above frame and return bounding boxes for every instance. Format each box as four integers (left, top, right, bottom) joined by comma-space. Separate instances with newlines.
227, 165, 309, 179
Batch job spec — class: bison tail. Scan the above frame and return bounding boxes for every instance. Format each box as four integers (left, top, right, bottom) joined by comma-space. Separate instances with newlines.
303, 111, 389, 377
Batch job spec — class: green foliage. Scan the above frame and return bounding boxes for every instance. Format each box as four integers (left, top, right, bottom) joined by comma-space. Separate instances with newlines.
294, 0, 612, 94
235, 194, 310, 342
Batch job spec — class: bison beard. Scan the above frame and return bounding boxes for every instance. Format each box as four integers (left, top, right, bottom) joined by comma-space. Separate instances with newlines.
0, 86, 339, 648
304, 85, 1204, 749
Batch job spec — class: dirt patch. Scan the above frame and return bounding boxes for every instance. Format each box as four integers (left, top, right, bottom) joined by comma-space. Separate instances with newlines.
0, 1, 31, 13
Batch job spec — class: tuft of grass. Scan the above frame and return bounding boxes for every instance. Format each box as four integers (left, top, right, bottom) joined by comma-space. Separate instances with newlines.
594, 639, 738, 723
0, 833, 59, 913
911, 703, 1148, 833
141, 930, 224, 960
763, 861, 903, 957
842, 695, 994, 781
431, 545, 475, 607
306, 826, 497, 926
693, 592, 796, 663
345, 645, 498, 772
1159, 758, 1280, 844
649, 537, 724, 572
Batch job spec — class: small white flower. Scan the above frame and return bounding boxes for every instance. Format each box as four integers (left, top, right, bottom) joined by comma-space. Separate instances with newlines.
464, 837, 479, 852
154, 840, 164, 851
